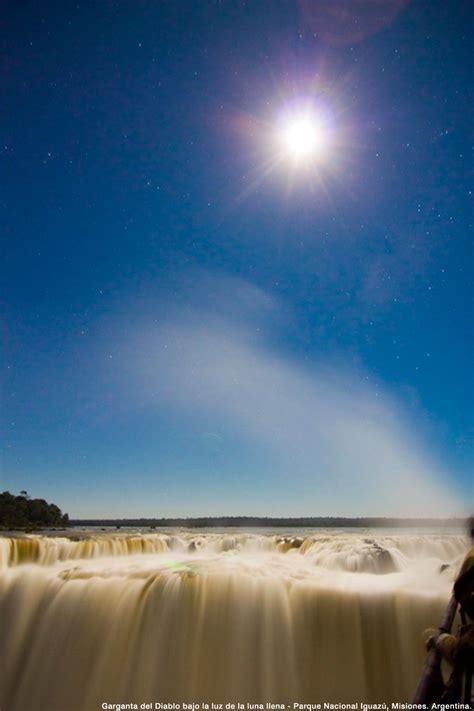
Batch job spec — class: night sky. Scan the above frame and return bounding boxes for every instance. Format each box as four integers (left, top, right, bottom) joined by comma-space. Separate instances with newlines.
2, 1, 472, 518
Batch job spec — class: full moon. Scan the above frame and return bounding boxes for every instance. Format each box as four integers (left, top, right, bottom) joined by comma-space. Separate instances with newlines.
280, 114, 326, 161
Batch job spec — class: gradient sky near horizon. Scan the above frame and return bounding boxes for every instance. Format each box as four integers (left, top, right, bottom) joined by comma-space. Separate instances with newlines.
2, 0, 473, 518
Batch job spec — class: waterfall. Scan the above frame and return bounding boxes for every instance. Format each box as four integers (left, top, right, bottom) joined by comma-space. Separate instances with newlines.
0, 531, 466, 711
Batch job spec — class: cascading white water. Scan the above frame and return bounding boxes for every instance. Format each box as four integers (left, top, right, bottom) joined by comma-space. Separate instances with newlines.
0, 530, 467, 711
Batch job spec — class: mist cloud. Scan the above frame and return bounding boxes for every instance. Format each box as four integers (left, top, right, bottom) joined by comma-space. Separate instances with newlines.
103, 273, 462, 517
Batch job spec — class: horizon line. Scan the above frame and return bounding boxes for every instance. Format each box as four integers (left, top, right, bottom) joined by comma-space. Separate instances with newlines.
69, 515, 469, 525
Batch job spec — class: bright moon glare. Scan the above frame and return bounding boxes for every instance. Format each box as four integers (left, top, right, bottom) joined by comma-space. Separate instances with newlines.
280, 116, 326, 161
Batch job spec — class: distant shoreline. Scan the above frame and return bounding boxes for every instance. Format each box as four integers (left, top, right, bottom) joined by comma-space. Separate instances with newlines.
69, 516, 467, 529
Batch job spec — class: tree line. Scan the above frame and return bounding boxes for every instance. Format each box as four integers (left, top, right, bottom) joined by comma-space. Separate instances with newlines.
0, 491, 69, 529
70, 516, 464, 528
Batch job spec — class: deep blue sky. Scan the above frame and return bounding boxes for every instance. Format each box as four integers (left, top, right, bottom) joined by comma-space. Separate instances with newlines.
2, 0, 472, 517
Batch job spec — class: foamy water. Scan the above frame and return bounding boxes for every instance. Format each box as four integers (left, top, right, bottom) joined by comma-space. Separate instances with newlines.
0, 529, 467, 711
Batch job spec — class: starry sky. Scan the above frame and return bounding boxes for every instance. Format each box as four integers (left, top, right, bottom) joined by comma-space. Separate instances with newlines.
2, 0, 472, 518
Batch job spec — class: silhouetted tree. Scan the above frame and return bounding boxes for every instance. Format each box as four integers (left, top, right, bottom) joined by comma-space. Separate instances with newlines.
0, 492, 69, 529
